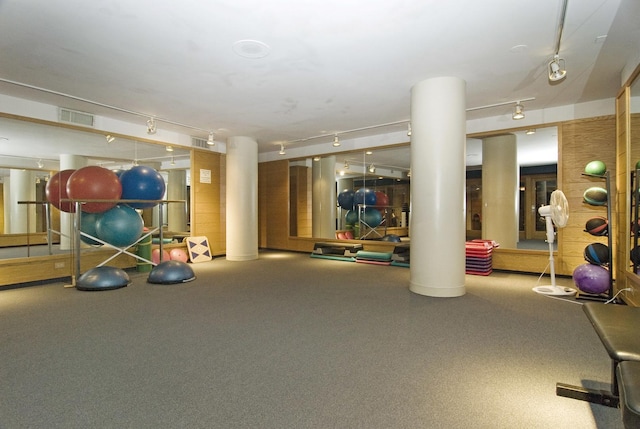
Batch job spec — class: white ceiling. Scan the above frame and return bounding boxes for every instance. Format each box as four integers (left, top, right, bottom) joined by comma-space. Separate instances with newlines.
0, 0, 638, 173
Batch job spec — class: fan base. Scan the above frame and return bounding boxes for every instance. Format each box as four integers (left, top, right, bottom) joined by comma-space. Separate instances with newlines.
532, 285, 577, 296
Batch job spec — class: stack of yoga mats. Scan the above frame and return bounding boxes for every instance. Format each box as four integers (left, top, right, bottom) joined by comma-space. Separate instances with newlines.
310, 242, 363, 262
465, 240, 497, 276
355, 250, 393, 265
391, 243, 410, 267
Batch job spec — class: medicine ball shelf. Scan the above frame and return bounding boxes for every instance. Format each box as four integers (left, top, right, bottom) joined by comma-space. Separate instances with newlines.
630, 169, 640, 274
578, 171, 614, 301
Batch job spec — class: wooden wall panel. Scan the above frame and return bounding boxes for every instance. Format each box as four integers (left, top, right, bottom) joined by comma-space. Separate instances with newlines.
558, 116, 616, 275
191, 150, 225, 255
0, 251, 136, 287
289, 165, 312, 237
258, 160, 289, 249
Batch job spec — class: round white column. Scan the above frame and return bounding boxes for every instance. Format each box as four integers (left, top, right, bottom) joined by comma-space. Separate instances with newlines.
226, 136, 258, 261
312, 155, 337, 239
482, 134, 519, 248
167, 169, 188, 233
3, 176, 11, 233
59, 154, 87, 249
409, 76, 466, 297
9, 169, 36, 233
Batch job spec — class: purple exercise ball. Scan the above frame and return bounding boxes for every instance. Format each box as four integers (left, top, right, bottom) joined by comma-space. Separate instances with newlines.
572, 263, 610, 294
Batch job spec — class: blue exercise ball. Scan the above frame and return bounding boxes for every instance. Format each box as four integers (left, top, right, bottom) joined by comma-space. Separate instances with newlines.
120, 165, 166, 209
338, 189, 355, 210
573, 263, 610, 294
363, 207, 382, 227
345, 210, 358, 225
95, 205, 144, 248
354, 188, 377, 206
80, 212, 103, 246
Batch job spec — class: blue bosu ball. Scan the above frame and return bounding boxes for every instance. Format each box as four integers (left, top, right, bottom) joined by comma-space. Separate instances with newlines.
76, 266, 130, 291
148, 260, 196, 284
381, 234, 401, 242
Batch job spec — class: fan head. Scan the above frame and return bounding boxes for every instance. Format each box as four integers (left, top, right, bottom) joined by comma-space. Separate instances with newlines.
549, 190, 569, 227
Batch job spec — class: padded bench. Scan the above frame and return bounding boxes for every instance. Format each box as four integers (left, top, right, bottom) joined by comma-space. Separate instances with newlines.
557, 302, 640, 411
617, 361, 640, 428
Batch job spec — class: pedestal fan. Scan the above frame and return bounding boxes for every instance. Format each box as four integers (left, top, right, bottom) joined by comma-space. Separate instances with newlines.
533, 189, 577, 296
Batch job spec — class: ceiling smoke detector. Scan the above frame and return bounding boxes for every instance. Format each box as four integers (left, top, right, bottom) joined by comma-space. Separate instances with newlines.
232, 40, 271, 59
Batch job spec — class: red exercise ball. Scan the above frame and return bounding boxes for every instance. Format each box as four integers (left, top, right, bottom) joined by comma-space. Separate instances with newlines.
66, 166, 122, 213
169, 248, 189, 263
152, 248, 171, 264
45, 169, 76, 213
374, 191, 389, 207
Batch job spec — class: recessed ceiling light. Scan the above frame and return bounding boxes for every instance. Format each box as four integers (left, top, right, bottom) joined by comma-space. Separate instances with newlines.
509, 44, 528, 54
232, 39, 271, 59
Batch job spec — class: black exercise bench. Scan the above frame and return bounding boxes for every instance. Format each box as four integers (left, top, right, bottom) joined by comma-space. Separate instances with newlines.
556, 302, 640, 427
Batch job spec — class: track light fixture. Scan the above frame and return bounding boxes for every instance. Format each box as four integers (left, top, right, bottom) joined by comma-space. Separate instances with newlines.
333, 135, 340, 147
512, 103, 525, 120
146, 117, 157, 134
368, 164, 376, 174
166, 145, 174, 152
279, 143, 286, 155
36, 159, 44, 169
344, 160, 349, 170
549, 0, 568, 83
207, 132, 215, 145
548, 55, 567, 82
105, 134, 115, 143
407, 123, 412, 136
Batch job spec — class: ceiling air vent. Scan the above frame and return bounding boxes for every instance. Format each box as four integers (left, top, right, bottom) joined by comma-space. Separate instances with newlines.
191, 136, 209, 149
58, 108, 95, 127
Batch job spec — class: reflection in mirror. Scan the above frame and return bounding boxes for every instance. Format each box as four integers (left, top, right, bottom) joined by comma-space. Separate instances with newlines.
467, 127, 558, 250
289, 126, 558, 250
628, 73, 640, 273
0, 116, 191, 260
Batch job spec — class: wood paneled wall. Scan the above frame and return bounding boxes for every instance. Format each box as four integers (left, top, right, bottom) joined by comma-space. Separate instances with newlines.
258, 160, 290, 249
289, 165, 312, 237
191, 149, 225, 255
557, 116, 616, 275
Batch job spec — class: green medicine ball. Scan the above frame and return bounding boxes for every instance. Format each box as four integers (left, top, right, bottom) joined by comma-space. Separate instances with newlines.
584, 160, 606, 176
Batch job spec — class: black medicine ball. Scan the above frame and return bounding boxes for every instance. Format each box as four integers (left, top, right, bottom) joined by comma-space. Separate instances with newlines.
585, 217, 608, 236
584, 243, 609, 266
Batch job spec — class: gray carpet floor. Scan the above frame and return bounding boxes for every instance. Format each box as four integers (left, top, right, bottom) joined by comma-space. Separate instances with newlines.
0, 250, 623, 428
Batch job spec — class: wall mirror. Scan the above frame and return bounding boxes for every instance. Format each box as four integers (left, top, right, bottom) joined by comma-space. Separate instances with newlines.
289, 126, 558, 250
0, 115, 191, 260
627, 71, 640, 274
